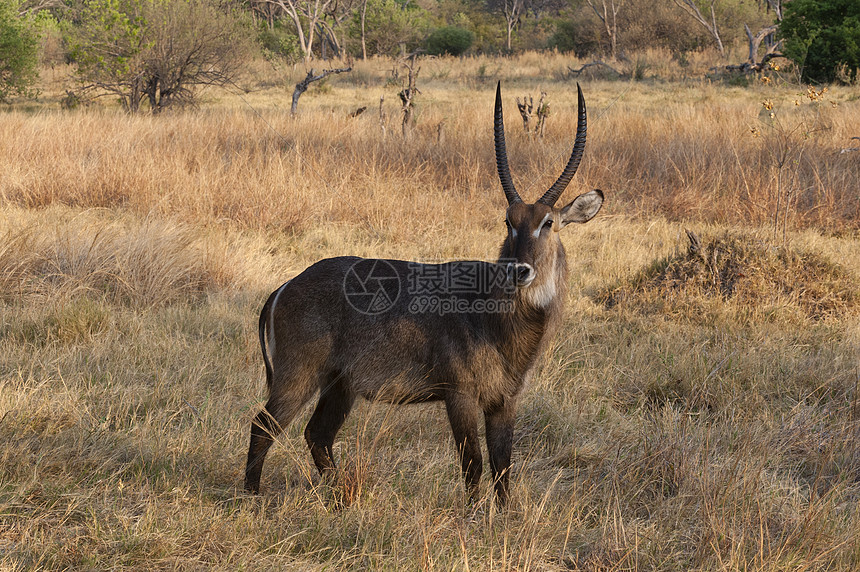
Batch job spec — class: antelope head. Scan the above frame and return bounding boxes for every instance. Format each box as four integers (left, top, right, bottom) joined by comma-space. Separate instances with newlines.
495, 82, 604, 306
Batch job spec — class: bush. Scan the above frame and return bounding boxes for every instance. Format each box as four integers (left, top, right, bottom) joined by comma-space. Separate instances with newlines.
258, 22, 300, 62
548, 18, 601, 57
425, 25, 474, 56
67, 0, 255, 113
0, 1, 40, 102
780, 0, 860, 84
348, 0, 429, 57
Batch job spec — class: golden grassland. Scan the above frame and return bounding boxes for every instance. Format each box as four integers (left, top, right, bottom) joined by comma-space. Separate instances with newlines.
2, 53, 860, 570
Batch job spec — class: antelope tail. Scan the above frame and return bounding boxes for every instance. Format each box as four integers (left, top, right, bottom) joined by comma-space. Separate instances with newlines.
258, 288, 279, 390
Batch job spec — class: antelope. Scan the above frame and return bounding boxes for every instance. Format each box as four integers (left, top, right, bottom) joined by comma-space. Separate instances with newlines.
244, 82, 604, 505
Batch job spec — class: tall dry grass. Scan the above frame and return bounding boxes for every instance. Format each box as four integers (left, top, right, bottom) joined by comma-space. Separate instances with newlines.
2, 57, 860, 570
3, 69, 857, 238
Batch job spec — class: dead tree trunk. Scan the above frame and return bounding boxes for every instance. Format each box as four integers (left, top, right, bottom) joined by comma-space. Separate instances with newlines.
672, 0, 724, 56
567, 60, 624, 79
585, 0, 625, 60
516, 92, 548, 139
398, 55, 420, 138
723, 24, 784, 73
516, 95, 534, 133
436, 120, 446, 145
360, 0, 368, 60
536, 96, 549, 138
379, 95, 387, 137
291, 65, 352, 116
504, 0, 523, 52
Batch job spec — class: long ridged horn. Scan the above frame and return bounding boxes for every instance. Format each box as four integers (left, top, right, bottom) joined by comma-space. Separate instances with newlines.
495, 82, 522, 205
538, 83, 587, 206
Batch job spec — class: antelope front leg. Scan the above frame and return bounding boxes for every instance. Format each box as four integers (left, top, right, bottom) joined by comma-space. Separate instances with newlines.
484, 399, 516, 506
444, 392, 482, 500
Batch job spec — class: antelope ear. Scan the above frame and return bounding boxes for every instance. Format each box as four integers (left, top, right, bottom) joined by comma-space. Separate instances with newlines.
559, 189, 604, 227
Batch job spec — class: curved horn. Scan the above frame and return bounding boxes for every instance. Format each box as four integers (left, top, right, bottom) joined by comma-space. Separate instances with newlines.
494, 82, 522, 205
538, 83, 587, 206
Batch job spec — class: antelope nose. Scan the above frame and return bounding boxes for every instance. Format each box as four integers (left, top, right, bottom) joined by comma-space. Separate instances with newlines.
514, 263, 535, 287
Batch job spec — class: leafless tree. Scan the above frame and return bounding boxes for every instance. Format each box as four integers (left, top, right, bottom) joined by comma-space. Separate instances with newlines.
267, 0, 331, 64
516, 92, 549, 139
671, 0, 724, 55
290, 65, 352, 115
68, 0, 252, 113
764, 0, 785, 21
737, 0, 786, 69
264, 0, 358, 63
503, 0, 524, 52
585, 0, 626, 60
359, 0, 368, 60
246, 0, 279, 29
398, 54, 420, 138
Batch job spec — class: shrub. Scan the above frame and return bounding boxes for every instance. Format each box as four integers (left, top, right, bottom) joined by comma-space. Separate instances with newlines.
425, 25, 474, 56
258, 22, 300, 62
548, 18, 601, 57
66, 0, 255, 113
0, 1, 40, 102
780, 0, 860, 84
348, 0, 429, 57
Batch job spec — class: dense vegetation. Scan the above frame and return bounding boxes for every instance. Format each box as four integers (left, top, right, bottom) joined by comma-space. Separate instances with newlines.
0, 1, 40, 102
1, 0, 859, 112
780, 0, 860, 83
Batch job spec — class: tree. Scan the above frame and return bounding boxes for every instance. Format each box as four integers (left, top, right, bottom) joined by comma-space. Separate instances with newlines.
0, 0, 40, 103
761, 0, 785, 21
358, 0, 367, 59
347, 0, 426, 57
264, 0, 359, 63
502, 0, 523, 52
671, 0, 724, 55
267, 0, 330, 64
585, 0, 625, 59
780, 0, 860, 83
67, 0, 253, 113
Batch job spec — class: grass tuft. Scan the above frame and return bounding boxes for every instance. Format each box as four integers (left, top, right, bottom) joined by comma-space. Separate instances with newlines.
601, 229, 860, 323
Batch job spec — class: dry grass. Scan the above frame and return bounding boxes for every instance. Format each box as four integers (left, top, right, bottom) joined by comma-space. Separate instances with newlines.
601, 228, 860, 323
2, 55, 860, 570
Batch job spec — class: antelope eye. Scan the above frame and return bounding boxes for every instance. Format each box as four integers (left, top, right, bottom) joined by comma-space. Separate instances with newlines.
543, 219, 553, 229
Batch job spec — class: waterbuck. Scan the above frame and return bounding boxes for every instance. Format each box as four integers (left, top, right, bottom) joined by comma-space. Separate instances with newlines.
244, 82, 604, 505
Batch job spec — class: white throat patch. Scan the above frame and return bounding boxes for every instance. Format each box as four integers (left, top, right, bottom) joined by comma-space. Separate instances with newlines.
523, 255, 557, 309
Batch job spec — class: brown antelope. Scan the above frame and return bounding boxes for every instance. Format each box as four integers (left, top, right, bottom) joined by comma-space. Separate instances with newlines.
244, 82, 604, 505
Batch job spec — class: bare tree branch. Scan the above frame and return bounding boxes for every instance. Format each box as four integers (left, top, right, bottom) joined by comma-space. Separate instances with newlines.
291, 64, 353, 115
584, 0, 625, 59
503, 0, 524, 52
18, 0, 64, 15
267, 0, 335, 65
671, 0, 724, 56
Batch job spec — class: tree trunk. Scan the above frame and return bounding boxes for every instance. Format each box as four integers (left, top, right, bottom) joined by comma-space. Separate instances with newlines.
672, 0, 724, 56
291, 65, 353, 116
360, 0, 368, 60
399, 55, 420, 138
586, 0, 624, 60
